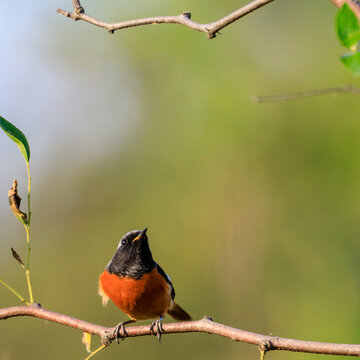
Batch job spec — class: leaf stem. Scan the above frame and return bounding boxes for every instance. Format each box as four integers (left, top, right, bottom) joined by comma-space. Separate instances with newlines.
25, 227, 34, 304
25, 162, 34, 304
84, 345, 107, 360
26, 162, 31, 225
0, 278, 30, 305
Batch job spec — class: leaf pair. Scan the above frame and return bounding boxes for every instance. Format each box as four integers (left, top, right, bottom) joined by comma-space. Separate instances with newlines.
336, 4, 360, 76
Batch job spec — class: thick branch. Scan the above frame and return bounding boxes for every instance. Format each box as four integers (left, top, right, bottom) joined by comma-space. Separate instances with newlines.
57, 0, 275, 38
1, 305, 360, 356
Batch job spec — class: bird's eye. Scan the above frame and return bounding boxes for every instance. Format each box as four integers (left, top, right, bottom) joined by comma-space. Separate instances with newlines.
121, 239, 127, 246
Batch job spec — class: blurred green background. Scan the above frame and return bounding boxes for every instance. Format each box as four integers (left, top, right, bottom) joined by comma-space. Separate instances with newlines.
1, 0, 360, 359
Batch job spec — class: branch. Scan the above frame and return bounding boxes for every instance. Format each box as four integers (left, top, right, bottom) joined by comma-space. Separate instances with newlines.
57, 0, 275, 38
57, 0, 360, 37
252, 85, 360, 103
1, 305, 360, 356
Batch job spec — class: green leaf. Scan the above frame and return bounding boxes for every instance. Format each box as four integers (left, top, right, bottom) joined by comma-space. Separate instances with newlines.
0, 115, 30, 163
340, 52, 360, 76
336, 4, 360, 48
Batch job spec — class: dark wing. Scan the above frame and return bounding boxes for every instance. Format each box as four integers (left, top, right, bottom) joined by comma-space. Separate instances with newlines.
156, 263, 175, 299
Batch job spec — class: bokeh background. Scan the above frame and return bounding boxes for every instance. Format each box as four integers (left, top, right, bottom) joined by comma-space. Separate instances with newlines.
1, 1, 359, 359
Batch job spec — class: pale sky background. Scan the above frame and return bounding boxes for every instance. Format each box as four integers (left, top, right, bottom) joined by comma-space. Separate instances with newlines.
0, 1, 143, 236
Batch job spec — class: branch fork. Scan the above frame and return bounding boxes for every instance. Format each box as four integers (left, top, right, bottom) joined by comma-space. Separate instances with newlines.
57, 0, 360, 38
57, 0, 275, 38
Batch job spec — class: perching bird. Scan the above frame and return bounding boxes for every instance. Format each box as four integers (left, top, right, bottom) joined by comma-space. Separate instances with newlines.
98, 228, 192, 344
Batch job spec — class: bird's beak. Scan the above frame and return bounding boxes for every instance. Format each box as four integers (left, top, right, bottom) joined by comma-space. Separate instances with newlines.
132, 227, 148, 242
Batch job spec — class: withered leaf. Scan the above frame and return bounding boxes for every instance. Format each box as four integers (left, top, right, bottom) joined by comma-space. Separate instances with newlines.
82, 332, 92, 353
11, 247, 25, 267
8, 180, 27, 224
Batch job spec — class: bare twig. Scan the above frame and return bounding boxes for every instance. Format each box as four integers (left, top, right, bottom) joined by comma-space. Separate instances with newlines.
0, 282, 29, 305
57, 0, 360, 37
252, 85, 360, 103
57, 0, 275, 38
72, 0, 84, 14
1, 305, 360, 356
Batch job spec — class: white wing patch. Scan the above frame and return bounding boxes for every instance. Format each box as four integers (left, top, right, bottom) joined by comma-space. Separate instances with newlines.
98, 280, 109, 306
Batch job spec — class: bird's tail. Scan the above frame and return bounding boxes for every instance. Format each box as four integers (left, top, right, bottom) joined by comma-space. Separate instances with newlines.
167, 302, 192, 321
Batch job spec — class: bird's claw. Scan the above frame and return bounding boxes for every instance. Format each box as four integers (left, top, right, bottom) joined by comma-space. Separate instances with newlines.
101, 321, 132, 345
150, 317, 164, 343
113, 322, 130, 344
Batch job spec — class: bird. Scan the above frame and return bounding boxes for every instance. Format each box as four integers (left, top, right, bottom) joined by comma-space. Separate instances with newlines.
98, 227, 192, 344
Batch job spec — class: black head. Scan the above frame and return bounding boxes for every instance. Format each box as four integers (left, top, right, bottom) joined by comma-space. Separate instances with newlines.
106, 228, 155, 279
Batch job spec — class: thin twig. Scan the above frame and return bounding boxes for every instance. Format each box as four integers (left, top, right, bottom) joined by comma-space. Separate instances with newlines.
1, 305, 360, 356
252, 85, 360, 103
57, 0, 275, 38
84, 345, 107, 360
57, 0, 360, 37
25, 162, 34, 304
0, 281, 29, 305
72, 0, 84, 14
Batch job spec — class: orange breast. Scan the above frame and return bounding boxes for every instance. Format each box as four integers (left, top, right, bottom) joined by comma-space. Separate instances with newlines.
98, 268, 173, 321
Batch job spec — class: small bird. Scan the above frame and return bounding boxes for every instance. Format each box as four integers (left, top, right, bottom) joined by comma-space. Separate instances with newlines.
98, 227, 192, 344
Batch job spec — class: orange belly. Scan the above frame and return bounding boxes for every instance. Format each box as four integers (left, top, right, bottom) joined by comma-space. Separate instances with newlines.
98, 268, 173, 321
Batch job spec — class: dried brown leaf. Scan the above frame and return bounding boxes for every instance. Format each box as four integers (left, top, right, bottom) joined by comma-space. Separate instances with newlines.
82, 332, 92, 353
8, 180, 27, 223
11, 247, 25, 267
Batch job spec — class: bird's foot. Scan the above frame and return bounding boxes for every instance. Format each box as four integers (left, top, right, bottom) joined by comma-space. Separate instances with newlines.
100, 329, 114, 346
150, 317, 164, 343
101, 320, 135, 345
113, 322, 129, 344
